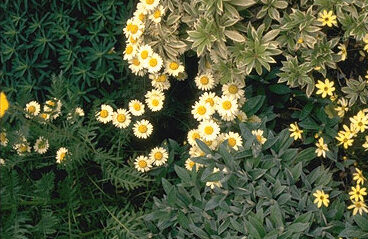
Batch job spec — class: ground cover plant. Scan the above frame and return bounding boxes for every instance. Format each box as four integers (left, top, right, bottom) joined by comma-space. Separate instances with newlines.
1, 0, 368, 238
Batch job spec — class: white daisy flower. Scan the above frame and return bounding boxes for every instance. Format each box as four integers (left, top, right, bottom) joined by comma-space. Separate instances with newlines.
75, 107, 85, 117
123, 43, 138, 61
149, 5, 165, 23
189, 145, 206, 157
112, 109, 131, 129
128, 58, 145, 75
199, 92, 218, 108
252, 129, 267, 145
137, 45, 153, 64
134, 155, 152, 172
25, 101, 41, 118
123, 18, 144, 39
56, 147, 69, 163
149, 74, 171, 91
216, 95, 239, 121
44, 98, 62, 119
146, 53, 163, 73
166, 60, 185, 77
187, 129, 201, 146
149, 147, 168, 166
34, 136, 49, 154
195, 72, 216, 91
206, 167, 222, 189
96, 104, 113, 124
128, 99, 145, 116
222, 80, 245, 99
191, 101, 214, 121
133, 119, 153, 139
13, 137, 31, 156
236, 111, 247, 122
140, 0, 160, 11
133, 7, 147, 23
224, 132, 243, 151
198, 119, 220, 141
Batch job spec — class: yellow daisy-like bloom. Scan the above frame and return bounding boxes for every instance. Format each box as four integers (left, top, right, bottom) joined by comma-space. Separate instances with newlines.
289, 122, 303, 140
149, 5, 165, 24
34, 136, 49, 154
0, 132, 8, 147
353, 168, 367, 186
313, 190, 330, 208
56, 147, 69, 163
315, 137, 328, 158
96, 104, 113, 124
198, 119, 220, 141
149, 147, 168, 166
166, 60, 185, 77
191, 101, 214, 121
363, 135, 368, 151
222, 81, 245, 100
25, 101, 41, 118
128, 99, 145, 116
349, 185, 367, 202
224, 132, 243, 151
145, 89, 165, 112
252, 129, 267, 145
317, 10, 337, 27
337, 43, 347, 61
187, 129, 202, 146
335, 98, 348, 118
112, 109, 131, 129
0, 92, 9, 118
149, 74, 171, 91
335, 129, 354, 149
349, 110, 368, 133
133, 119, 153, 139
347, 200, 368, 216
206, 167, 222, 189
194, 72, 216, 91
134, 155, 152, 172
315, 78, 335, 98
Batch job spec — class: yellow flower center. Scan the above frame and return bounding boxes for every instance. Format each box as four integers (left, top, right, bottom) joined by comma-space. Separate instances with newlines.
138, 125, 147, 133
146, 0, 154, 4
205, 98, 214, 106
192, 132, 200, 141
188, 160, 195, 168
100, 110, 108, 118
200, 76, 209, 85
204, 140, 212, 146
320, 195, 324, 200
256, 135, 263, 143
157, 75, 167, 82
47, 101, 55, 106
324, 86, 329, 91
154, 10, 161, 18
149, 58, 158, 67
228, 85, 238, 94
197, 106, 206, 115
138, 160, 147, 168
152, 99, 159, 106
41, 113, 48, 119
222, 101, 232, 110
0, 133, 5, 142
19, 145, 28, 153
139, 13, 145, 21
141, 50, 149, 59
126, 45, 133, 54
297, 38, 303, 44
169, 62, 179, 70
132, 58, 140, 66
117, 114, 126, 123
60, 152, 66, 161
204, 126, 214, 135
130, 25, 138, 34
129, 36, 137, 44
133, 103, 141, 111
228, 138, 236, 147
28, 106, 36, 113
154, 152, 163, 160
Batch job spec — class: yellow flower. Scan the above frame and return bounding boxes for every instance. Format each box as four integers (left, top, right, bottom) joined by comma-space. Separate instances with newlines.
315, 137, 328, 158
349, 185, 367, 202
149, 147, 168, 166
289, 122, 303, 140
313, 190, 330, 208
315, 79, 335, 98
337, 43, 347, 61
347, 200, 368, 216
349, 110, 368, 133
353, 168, 366, 185
335, 129, 354, 149
317, 10, 337, 27
363, 135, 368, 150
0, 92, 9, 118
335, 98, 348, 118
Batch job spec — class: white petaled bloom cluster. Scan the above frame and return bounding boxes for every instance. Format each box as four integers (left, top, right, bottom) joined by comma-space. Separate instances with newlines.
56, 147, 69, 164
13, 137, 31, 156
34, 136, 49, 154
134, 147, 168, 172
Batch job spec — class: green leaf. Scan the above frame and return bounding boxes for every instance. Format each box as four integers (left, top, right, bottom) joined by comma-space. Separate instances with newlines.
295, 147, 316, 164
299, 102, 313, 120
174, 165, 191, 183
269, 84, 291, 95
354, 214, 368, 231
244, 95, 266, 116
